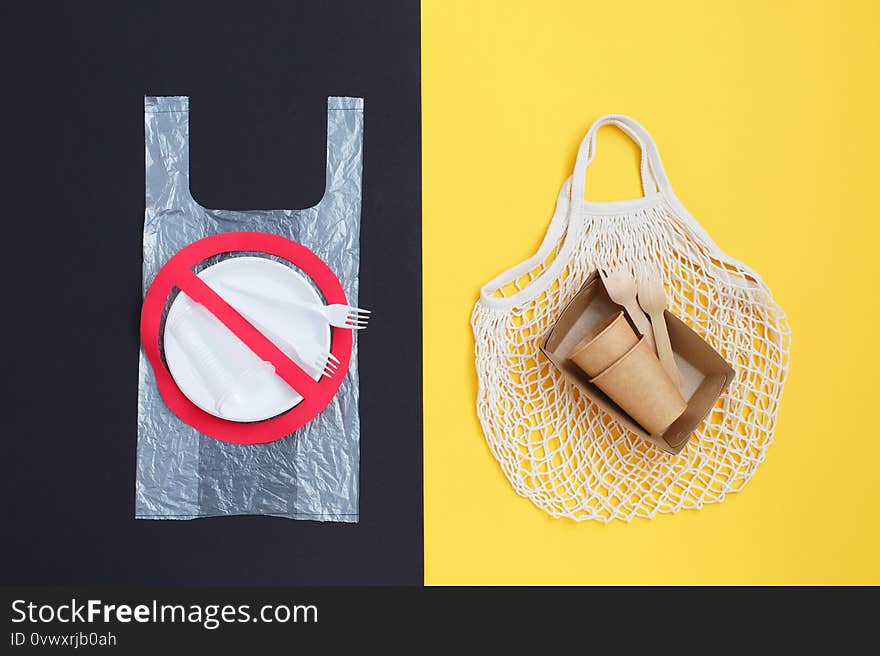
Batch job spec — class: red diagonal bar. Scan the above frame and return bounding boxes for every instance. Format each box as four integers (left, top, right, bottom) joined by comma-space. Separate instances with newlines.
175, 268, 318, 398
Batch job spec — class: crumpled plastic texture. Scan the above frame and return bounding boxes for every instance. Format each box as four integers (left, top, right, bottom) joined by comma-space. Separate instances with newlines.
136, 96, 363, 522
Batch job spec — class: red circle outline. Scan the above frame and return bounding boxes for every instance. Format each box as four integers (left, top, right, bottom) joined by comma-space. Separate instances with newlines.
140, 232, 352, 444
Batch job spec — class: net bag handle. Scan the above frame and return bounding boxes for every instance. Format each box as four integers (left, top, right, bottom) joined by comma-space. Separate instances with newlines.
478, 115, 672, 310
571, 114, 672, 205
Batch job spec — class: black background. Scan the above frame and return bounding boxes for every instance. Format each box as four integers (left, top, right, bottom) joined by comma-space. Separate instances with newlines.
1, 1, 422, 585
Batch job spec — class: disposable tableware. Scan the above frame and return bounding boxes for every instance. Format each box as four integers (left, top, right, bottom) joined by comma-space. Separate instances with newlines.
599, 267, 656, 353
589, 336, 687, 435
166, 305, 280, 418
567, 311, 637, 377
225, 309, 340, 378
636, 270, 684, 390
214, 281, 370, 330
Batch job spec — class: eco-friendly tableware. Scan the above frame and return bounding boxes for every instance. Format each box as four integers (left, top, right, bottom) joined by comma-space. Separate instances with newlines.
636, 271, 684, 390
567, 311, 638, 377
589, 336, 687, 435
477, 114, 788, 523
215, 280, 370, 330
598, 267, 656, 353
541, 272, 736, 455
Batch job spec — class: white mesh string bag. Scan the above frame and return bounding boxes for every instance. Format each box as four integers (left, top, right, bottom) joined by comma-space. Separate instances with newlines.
472, 115, 791, 522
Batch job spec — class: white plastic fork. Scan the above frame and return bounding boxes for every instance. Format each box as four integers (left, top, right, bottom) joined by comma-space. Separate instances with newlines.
217, 281, 370, 330
241, 313, 340, 379
299, 300, 370, 329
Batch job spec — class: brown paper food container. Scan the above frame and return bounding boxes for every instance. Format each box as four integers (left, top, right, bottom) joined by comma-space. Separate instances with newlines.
589, 337, 687, 435
539, 271, 736, 455
567, 310, 638, 378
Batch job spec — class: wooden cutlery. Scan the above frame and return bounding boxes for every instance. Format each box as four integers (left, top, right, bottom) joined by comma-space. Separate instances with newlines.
601, 266, 683, 392
636, 270, 684, 390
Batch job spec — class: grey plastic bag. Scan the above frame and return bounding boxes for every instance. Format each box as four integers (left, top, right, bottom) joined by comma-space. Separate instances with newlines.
136, 96, 363, 521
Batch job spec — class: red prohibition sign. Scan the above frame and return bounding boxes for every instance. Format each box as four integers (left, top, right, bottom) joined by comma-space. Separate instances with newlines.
140, 232, 352, 444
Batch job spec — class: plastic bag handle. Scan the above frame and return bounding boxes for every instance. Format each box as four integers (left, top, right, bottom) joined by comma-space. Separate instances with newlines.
571, 114, 671, 204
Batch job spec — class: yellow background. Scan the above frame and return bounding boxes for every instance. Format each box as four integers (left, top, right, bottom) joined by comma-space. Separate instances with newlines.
422, 0, 879, 584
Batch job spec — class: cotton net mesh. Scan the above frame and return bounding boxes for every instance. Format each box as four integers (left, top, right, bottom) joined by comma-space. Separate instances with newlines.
472, 180, 790, 523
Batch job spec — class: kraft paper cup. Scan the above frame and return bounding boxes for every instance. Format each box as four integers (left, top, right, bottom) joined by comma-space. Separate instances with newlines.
568, 311, 638, 377
589, 336, 687, 435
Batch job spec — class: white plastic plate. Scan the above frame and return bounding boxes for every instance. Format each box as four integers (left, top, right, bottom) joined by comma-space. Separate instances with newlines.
163, 256, 331, 423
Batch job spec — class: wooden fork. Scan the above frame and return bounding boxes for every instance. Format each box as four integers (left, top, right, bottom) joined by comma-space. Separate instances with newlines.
598, 267, 656, 353
637, 270, 684, 390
